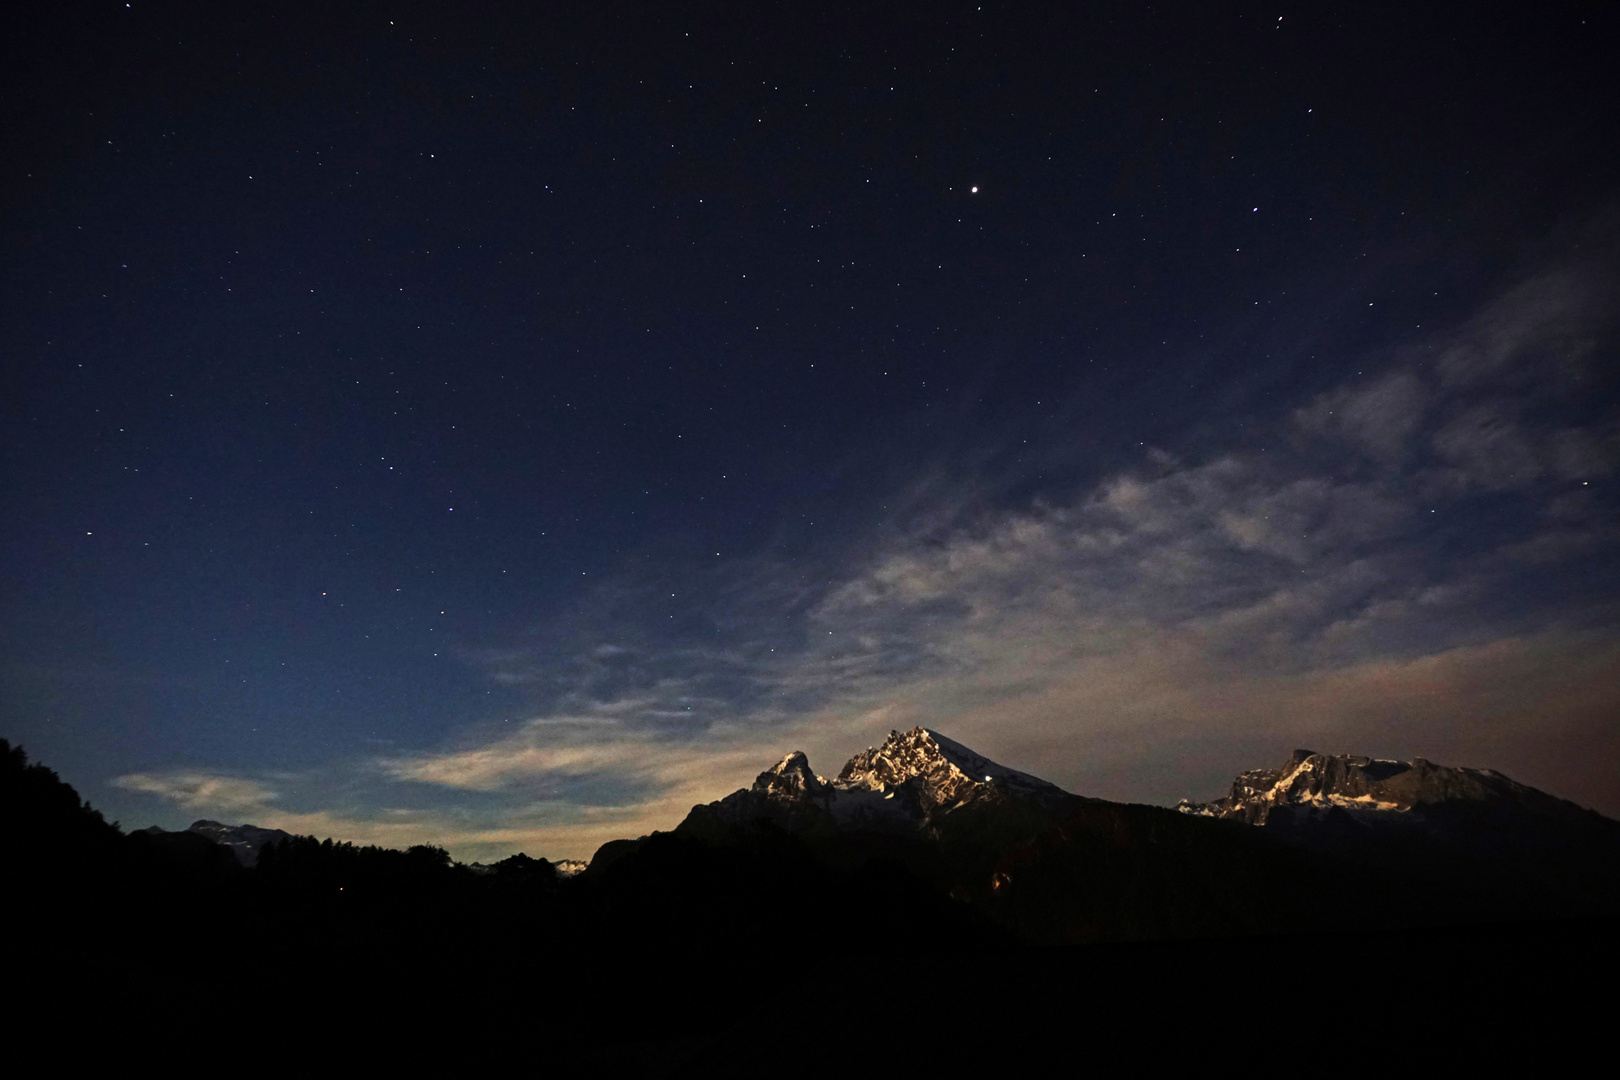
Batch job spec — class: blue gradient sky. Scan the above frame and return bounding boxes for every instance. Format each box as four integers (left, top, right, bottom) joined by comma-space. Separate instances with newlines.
5, 3, 1617, 859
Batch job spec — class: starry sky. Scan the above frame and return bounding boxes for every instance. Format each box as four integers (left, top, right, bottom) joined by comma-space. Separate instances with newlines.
5, 2, 1618, 860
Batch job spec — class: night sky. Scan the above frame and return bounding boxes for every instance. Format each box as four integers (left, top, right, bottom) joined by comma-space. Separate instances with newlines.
6, 2, 1618, 860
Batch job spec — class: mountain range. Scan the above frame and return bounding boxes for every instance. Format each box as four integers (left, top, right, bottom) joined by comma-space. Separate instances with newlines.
631, 727, 1620, 940
9, 729, 1619, 944
6, 731, 1617, 1063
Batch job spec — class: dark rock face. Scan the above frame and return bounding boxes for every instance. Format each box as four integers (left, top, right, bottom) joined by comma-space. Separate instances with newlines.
130, 824, 243, 872
134, 819, 293, 866
677, 751, 847, 840
979, 800, 1353, 942
184, 820, 294, 866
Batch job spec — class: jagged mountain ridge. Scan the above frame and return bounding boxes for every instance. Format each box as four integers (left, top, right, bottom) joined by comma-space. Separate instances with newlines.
1177, 748, 1604, 826
656, 730, 1620, 939
837, 727, 1075, 814
136, 819, 293, 867
677, 726, 1080, 841
678, 728, 1616, 851
1174, 748, 1620, 904
186, 820, 294, 866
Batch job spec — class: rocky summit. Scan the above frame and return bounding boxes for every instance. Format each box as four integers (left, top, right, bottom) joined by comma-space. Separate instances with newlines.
837, 727, 1076, 815
677, 726, 1080, 842
184, 820, 294, 866
659, 731, 1620, 938
1172, 749, 1620, 914
134, 819, 294, 867
1176, 749, 1596, 826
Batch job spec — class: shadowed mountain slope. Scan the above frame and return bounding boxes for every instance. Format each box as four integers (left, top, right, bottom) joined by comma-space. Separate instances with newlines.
654, 730, 1620, 942
1173, 749, 1620, 921
136, 820, 294, 866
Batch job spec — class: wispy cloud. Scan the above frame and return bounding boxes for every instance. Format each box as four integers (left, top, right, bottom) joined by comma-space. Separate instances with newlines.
112, 772, 280, 813
762, 257, 1620, 803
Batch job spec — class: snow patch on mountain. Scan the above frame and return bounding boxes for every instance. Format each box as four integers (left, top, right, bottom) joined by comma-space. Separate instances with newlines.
680, 726, 1079, 840
182, 819, 292, 866
1177, 749, 1550, 825
836, 727, 1074, 814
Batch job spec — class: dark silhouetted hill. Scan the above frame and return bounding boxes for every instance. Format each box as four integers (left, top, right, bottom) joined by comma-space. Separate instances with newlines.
5, 734, 1618, 1064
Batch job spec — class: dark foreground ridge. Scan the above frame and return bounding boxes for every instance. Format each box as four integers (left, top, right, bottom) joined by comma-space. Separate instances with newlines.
5, 734, 1618, 1061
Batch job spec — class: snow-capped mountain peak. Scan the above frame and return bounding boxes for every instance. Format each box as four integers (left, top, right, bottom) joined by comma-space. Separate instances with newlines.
677, 726, 1078, 843
835, 727, 1073, 813
753, 750, 828, 800
1178, 749, 1547, 824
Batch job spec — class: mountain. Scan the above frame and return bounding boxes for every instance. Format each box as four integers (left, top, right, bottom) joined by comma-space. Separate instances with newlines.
10, 728, 1617, 959
183, 820, 293, 866
1176, 748, 1620, 919
652, 730, 1620, 941
1176, 748, 1594, 824
676, 726, 1080, 843
838, 727, 1078, 814
1176, 747, 1620, 861
134, 819, 292, 866
660, 727, 1337, 941
466, 854, 587, 878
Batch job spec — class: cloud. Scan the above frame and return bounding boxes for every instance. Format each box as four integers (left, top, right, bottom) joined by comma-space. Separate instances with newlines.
1293, 369, 1427, 464
752, 258, 1620, 811
112, 772, 280, 813
1432, 270, 1600, 390
116, 249, 1620, 858
405, 255, 1616, 840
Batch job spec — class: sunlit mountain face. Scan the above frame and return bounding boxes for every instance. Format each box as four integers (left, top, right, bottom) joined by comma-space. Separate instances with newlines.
4, 4, 1617, 862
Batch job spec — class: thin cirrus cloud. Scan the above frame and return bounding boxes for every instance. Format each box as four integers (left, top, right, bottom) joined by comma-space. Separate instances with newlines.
115, 245, 1620, 857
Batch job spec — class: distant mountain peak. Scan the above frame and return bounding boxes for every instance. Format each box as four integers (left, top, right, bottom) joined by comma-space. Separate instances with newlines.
1178, 749, 1546, 825
181, 819, 292, 866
